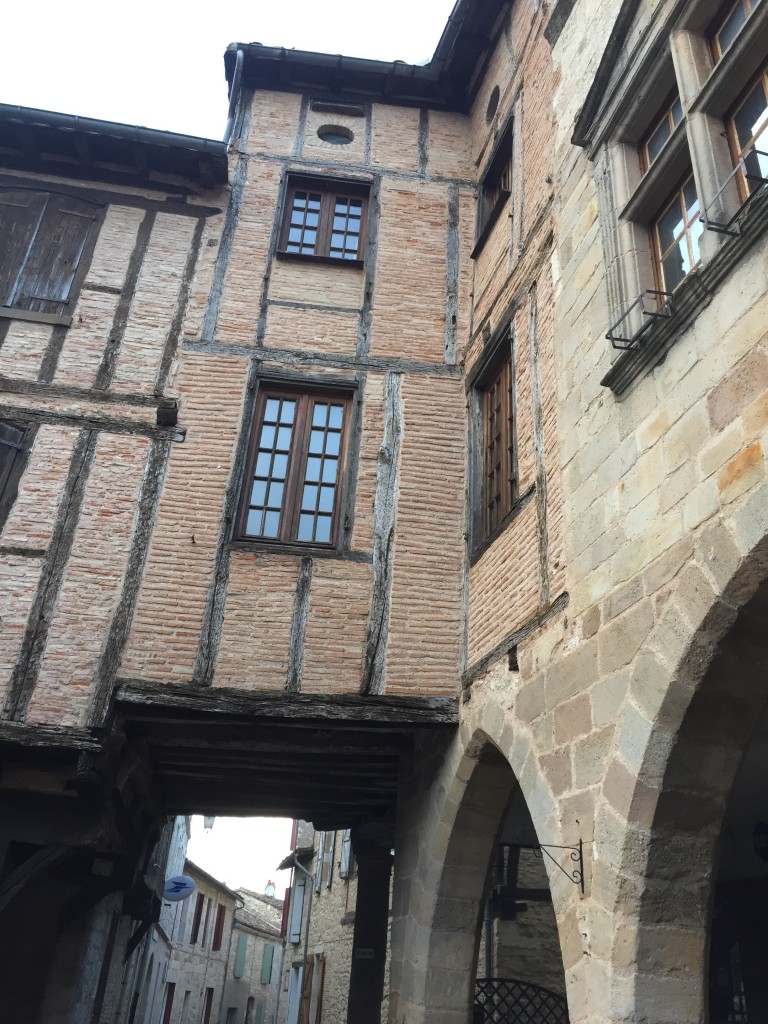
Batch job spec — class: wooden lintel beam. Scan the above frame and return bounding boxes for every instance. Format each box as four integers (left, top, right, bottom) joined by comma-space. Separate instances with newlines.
116, 680, 458, 726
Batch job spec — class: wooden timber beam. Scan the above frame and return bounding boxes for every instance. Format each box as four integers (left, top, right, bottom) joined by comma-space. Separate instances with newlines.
115, 681, 458, 726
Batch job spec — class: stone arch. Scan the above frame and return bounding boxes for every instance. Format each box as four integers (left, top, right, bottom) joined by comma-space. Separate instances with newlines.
599, 523, 768, 1023
390, 709, 570, 1024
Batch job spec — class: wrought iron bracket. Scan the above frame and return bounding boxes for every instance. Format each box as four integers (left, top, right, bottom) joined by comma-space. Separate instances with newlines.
533, 839, 584, 894
701, 147, 768, 236
606, 290, 673, 349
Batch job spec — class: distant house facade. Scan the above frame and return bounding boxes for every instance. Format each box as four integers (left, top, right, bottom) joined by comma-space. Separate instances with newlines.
222, 888, 283, 1024
162, 860, 239, 1024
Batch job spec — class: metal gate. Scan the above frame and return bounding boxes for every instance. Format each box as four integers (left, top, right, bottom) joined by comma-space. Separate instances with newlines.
474, 978, 569, 1024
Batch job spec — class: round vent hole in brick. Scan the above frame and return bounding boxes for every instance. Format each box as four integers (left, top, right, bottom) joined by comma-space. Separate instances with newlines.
317, 124, 354, 144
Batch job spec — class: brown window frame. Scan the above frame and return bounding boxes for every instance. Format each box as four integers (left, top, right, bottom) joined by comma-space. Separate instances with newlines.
482, 347, 517, 540
278, 175, 369, 266
236, 383, 354, 550
650, 172, 704, 294
726, 64, 768, 200
0, 189, 104, 327
473, 118, 514, 257
709, 0, 762, 62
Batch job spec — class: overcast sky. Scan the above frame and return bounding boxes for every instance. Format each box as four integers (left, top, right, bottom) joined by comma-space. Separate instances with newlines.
3, 0, 457, 139
186, 815, 295, 895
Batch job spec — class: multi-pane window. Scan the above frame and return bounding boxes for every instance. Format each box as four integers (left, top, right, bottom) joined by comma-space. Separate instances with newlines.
710, 0, 763, 60
476, 119, 513, 246
727, 68, 768, 197
238, 388, 351, 546
0, 191, 102, 323
651, 175, 704, 292
280, 177, 368, 262
641, 94, 683, 171
483, 352, 516, 538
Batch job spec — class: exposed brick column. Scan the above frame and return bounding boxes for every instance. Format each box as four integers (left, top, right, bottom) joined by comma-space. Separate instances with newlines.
346, 830, 393, 1024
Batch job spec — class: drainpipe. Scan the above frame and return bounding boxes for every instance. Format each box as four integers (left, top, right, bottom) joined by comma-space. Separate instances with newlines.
223, 49, 244, 146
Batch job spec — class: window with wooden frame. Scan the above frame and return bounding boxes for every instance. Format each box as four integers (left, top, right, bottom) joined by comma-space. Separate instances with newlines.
640, 93, 684, 172
237, 386, 352, 547
651, 173, 704, 293
279, 176, 368, 264
0, 421, 33, 534
710, 0, 763, 61
727, 66, 768, 198
0, 190, 103, 326
474, 119, 514, 255
480, 339, 517, 540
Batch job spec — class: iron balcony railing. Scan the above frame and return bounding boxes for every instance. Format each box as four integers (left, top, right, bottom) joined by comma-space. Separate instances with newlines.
475, 978, 569, 1024
701, 143, 768, 236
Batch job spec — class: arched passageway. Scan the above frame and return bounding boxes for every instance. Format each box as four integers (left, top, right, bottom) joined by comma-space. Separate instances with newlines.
626, 578, 768, 1023
390, 731, 569, 1024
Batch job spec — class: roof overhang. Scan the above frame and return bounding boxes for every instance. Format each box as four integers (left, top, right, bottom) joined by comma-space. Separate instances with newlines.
0, 105, 229, 193
224, 0, 509, 113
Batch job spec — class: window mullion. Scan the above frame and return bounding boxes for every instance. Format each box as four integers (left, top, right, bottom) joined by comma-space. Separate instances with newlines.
283, 395, 312, 542
317, 196, 335, 258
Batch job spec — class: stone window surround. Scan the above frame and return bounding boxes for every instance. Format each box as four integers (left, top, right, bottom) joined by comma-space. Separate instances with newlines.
586, 0, 768, 394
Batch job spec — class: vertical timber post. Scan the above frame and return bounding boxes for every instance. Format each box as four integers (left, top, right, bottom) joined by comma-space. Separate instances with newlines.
347, 829, 393, 1024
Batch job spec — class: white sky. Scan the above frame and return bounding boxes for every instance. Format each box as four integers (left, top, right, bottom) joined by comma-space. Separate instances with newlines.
186, 815, 295, 895
3, 0, 457, 139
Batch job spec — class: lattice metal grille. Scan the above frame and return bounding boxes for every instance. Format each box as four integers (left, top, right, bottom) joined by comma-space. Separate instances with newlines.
475, 978, 569, 1024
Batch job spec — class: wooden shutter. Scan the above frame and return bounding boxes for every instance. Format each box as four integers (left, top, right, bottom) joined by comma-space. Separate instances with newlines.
288, 878, 305, 943
322, 832, 335, 890
299, 956, 314, 1024
234, 934, 248, 978
339, 829, 352, 879
314, 832, 324, 893
254, 1004, 265, 1024
280, 887, 291, 936
212, 904, 226, 951
260, 943, 274, 984
0, 192, 45, 307
190, 892, 205, 944
0, 422, 26, 513
312, 955, 326, 1024
202, 988, 214, 1024
13, 195, 99, 315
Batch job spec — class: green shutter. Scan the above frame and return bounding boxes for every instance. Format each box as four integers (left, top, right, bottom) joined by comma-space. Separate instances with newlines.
260, 943, 274, 984
234, 934, 248, 978
254, 1004, 265, 1024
